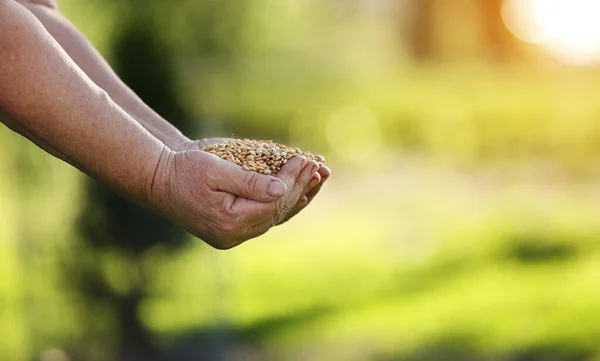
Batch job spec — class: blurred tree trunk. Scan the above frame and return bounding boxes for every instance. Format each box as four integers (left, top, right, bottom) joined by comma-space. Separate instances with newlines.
479, 0, 516, 61
68, 0, 255, 359
408, 0, 435, 62
73, 10, 193, 361
68, 1, 256, 359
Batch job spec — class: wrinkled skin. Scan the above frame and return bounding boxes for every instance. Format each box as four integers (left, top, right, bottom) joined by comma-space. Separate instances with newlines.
182, 138, 332, 226
151, 145, 328, 249
0, 0, 332, 250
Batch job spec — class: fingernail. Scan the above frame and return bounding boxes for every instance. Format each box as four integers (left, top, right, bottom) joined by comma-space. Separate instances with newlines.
311, 163, 319, 174
268, 180, 285, 197
301, 158, 308, 168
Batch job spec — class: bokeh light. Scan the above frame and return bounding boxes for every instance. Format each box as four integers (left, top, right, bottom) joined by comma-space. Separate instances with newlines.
502, 0, 600, 65
5, 1, 600, 360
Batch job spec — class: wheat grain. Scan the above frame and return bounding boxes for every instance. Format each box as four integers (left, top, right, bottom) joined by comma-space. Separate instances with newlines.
203, 139, 323, 175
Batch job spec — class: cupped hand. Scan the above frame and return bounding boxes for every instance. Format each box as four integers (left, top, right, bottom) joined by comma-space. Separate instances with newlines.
180, 137, 331, 222
279, 154, 331, 224
149, 146, 322, 249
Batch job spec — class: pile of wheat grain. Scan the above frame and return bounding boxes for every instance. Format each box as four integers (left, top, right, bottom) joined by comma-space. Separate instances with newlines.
203, 139, 323, 175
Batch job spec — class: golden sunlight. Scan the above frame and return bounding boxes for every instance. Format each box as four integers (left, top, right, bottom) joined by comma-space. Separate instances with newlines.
502, 0, 600, 65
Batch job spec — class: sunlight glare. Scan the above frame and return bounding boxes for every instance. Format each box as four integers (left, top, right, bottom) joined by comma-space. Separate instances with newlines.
502, 0, 600, 65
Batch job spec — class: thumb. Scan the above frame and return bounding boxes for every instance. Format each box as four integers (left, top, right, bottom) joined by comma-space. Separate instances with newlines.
273, 156, 308, 190
211, 157, 288, 202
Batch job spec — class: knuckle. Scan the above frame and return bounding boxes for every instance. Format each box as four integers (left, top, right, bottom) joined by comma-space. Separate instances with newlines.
219, 200, 236, 218
303, 162, 318, 179
243, 171, 261, 195
258, 202, 277, 217
279, 204, 290, 214
273, 203, 290, 225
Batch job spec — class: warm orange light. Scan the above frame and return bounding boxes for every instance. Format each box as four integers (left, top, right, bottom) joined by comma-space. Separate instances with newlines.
502, 0, 600, 65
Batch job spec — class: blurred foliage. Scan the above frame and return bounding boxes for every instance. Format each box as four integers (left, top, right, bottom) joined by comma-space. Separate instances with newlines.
2, 0, 600, 361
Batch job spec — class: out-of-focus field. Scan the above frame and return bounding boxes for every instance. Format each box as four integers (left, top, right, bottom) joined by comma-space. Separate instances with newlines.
3, 64, 600, 360
3, 0, 600, 360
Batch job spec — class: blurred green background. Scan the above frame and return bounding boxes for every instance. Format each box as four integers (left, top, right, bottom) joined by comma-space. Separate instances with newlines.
2, 0, 600, 360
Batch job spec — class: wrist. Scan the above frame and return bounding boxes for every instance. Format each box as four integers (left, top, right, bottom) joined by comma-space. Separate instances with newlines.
144, 144, 177, 217
128, 110, 191, 152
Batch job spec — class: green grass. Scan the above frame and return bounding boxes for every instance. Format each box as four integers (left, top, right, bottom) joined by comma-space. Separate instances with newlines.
136, 165, 600, 361
189, 63, 600, 175
3, 63, 600, 360
3, 134, 600, 360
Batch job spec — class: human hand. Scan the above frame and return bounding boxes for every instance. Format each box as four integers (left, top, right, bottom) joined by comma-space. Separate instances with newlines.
178, 138, 331, 224
279, 153, 331, 224
149, 147, 321, 249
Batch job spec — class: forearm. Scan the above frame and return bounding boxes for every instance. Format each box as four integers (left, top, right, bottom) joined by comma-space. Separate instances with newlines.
0, 0, 166, 206
17, 1, 191, 150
